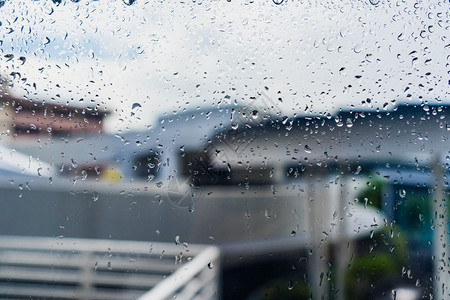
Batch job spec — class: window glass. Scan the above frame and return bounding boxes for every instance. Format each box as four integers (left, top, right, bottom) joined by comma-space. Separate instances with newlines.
0, 0, 448, 299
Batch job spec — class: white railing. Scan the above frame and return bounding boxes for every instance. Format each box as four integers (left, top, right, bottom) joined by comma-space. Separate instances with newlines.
0, 236, 220, 300
139, 246, 220, 300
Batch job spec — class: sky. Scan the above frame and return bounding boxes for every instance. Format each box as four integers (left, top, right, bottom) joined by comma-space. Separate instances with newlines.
0, 0, 448, 133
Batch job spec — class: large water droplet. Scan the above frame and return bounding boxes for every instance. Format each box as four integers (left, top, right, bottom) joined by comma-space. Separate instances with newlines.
92, 192, 99, 202
353, 43, 363, 53
346, 118, 353, 128
304, 145, 312, 154
288, 280, 294, 290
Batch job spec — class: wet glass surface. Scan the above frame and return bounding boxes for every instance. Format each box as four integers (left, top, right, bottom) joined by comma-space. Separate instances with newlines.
0, 0, 448, 299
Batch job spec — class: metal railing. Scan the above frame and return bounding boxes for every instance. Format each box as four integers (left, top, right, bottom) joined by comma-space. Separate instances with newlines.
139, 246, 220, 300
0, 236, 220, 300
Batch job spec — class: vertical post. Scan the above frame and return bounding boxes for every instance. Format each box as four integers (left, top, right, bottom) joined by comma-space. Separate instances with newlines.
336, 165, 350, 300
307, 170, 329, 300
382, 184, 396, 221
432, 154, 449, 300
79, 251, 94, 299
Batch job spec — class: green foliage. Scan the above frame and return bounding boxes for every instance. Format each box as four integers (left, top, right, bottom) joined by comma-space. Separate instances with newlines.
357, 178, 385, 209
248, 278, 311, 300
344, 226, 408, 299
345, 253, 399, 299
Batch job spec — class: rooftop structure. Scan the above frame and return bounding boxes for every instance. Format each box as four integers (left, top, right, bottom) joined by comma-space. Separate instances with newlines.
0, 80, 109, 144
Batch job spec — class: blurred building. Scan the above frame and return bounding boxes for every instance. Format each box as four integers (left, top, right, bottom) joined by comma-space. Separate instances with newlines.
11, 105, 242, 182
13, 100, 449, 186
209, 103, 450, 185
0, 80, 109, 144
118, 102, 449, 187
